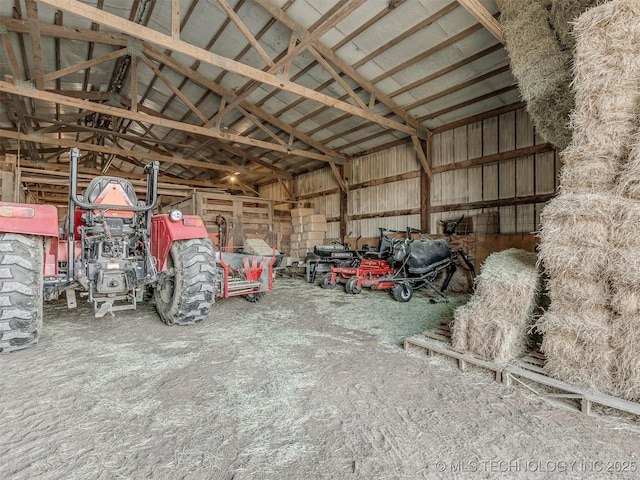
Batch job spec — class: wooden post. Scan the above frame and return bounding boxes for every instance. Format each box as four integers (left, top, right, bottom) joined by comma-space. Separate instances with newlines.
340, 163, 348, 242
421, 135, 432, 233
1, 154, 18, 202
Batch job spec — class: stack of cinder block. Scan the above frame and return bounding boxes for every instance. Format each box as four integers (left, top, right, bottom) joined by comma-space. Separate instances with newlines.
537, 0, 640, 400
289, 207, 327, 259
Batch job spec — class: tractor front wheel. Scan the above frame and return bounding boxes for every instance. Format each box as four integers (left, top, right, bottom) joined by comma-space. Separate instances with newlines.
154, 238, 217, 325
391, 283, 413, 302
0, 234, 44, 352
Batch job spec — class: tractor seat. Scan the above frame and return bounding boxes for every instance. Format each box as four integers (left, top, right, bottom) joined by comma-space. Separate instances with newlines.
83, 176, 138, 205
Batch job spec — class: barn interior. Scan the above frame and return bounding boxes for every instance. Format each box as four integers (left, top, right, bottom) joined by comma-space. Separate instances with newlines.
2, 0, 640, 478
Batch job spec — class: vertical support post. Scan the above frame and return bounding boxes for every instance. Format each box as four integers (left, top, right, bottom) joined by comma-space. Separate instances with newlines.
421, 133, 433, 233
340, 163, 348, 243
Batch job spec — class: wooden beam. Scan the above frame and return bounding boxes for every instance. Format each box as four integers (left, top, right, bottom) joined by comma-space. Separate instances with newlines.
421, 132, 432, 233
25, 0, 45, 89
430, 193, 554, 213
207, 0, 367, 126
0, 28, 23, 80
218, 0, 274, 68
0, 128, 280, 177
19, 162, 242, 191
348, 208, 421, 222
411, 135, 431, 179
431, 144, 555, 174
456, 0, 504, 44
254, 0, 419, 130
171, 0, 180, 41
43, 47, 128, 83
143, 46, 345, 164
39, 0, 415, 136
0, 80, 332, 163
307, 46, 367, 110
139, 54, 208, 123
1, 17, 127, 46
130, 53, 138, 113
348, 170, 421, 191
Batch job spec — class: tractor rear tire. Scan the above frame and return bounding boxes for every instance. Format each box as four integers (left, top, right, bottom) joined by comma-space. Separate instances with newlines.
154, 237, 217, 326
0, 234, 44, 353
391, 283, 413, 302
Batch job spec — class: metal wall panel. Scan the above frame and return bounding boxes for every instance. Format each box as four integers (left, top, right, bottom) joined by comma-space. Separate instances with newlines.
430, 107, 551, 234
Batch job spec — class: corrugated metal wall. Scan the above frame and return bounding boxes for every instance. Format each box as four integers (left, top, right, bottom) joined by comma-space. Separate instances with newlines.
348, 143, 421, 238
431, 108, 558, 234
259, 107, 558, 239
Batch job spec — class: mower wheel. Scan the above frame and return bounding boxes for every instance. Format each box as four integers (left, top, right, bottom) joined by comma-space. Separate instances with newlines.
345, 277, 362, 295
0, 234, 44, 352
246, 291, 266, 303
154, 237, 217, 325
320, 275, 336, 289
391, 283, 413, 302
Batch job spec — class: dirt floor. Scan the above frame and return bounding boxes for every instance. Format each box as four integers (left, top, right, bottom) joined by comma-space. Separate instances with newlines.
2, 277, 640, 479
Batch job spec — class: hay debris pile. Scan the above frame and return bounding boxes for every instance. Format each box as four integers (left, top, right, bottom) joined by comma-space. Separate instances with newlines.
501, 0, 601, 150
537, 0, 640, 400
451, 249, 541, 363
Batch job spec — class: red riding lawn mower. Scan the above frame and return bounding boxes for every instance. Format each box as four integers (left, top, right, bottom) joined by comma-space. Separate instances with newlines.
0, 148, 217, 353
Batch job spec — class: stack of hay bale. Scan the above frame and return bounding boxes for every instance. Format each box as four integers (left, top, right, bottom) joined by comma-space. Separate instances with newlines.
451, 249, 542, 363
537, 0, 640, 399
289, 207, 327, 258
501, 0, 600, 150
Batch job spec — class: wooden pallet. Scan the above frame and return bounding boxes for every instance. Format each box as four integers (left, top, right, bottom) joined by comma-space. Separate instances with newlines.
405, 324, 505, 382
405, 325, 640, 417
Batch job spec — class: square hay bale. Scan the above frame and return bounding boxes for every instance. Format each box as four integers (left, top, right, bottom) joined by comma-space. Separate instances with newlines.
557, 146, 619, 194
615, 135, 640, 200
501, 0, 574, 149
290, 208, 315, 217
243, 238, 276, 256
546, 277, 611, 312
538, 193, 612, 248
537, 243, 609, 281
537, 310, 615, 393
611, 284, 640, 317
570, 0, 640, 160
548, 0, 601, 51
451, 249, 542, 363
610, 321, 640, 401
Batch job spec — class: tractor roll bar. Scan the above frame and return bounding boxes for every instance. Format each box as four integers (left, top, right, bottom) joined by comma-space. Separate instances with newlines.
68, 148, 159, 212
66, 148, 160, 283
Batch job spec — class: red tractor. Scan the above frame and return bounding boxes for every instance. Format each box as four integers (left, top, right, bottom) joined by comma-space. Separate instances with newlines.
0, 148, 217, 352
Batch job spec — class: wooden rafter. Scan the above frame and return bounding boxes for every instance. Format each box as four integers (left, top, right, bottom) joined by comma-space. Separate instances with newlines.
254, 0, 418, 130
0, 80, 333, 164
38, 0, 414, 136
218, 0, 274, 68
456, 0, 504, 44
0, 128, 280, 178
142, 46, 346, 164
210, 0, 367, 126
25, 0, 44, 90
43, 47, 128, 84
